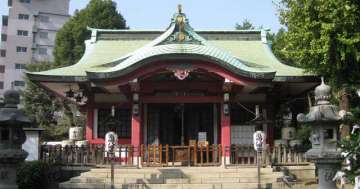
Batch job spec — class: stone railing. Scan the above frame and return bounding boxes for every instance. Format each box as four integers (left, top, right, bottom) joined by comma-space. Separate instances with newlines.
40, 144, 136, 166
271, 144, 308, 165
226, 144, 308, 166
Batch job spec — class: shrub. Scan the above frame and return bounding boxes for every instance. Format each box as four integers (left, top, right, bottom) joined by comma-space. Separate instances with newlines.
296, 124, 312, 150
17, 161, 54, 189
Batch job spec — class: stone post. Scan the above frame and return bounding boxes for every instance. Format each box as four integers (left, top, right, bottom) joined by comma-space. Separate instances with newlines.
0, 90, 33, 189
297, 78, 344, 189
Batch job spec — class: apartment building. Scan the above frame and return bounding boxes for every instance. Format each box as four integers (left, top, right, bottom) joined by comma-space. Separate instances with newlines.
0, 0, 70, 96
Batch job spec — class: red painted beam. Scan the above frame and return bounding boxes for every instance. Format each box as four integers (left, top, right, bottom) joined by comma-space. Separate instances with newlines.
89, 103, 132, 109
142, 95, 222, 103
101, 60, 268, 86
140, 81, 223, 93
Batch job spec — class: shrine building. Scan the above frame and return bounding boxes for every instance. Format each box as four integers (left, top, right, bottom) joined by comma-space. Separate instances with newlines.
27, 7, 318, 164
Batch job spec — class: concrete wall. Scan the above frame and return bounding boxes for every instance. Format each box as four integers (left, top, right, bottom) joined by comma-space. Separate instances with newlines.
0, 0, 70, 96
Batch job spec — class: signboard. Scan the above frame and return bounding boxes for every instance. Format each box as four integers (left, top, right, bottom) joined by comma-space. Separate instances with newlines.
198, 132, 208, 146
253, 131, 266, 151
198, 132, 207, 142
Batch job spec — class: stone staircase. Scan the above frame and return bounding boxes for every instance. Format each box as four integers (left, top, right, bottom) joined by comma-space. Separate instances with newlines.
60, 166, 285, 189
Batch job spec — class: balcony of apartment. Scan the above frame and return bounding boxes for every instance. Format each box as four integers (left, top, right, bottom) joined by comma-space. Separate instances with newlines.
34, 13, 69, 32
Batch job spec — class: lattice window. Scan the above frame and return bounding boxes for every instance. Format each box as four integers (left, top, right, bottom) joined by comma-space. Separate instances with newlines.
231, 125, 255, 145
97, 108, 131, 138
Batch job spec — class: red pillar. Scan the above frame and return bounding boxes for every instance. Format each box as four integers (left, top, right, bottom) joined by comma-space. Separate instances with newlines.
221, 103, 231, 157
85, 108, 94, 141
131, 108, 141, 156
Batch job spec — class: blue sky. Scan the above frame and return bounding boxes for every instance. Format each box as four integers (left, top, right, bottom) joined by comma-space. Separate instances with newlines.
1, 0, 283, 32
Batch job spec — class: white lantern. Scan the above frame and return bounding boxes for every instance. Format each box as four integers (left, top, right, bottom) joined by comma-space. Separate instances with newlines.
253, 131, 266, 151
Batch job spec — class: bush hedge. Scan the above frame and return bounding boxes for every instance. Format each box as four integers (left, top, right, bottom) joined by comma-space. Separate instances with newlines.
17, 161, 58, 189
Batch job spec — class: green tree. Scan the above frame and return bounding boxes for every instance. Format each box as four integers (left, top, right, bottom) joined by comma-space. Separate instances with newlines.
235, 19, 255, 30
276, 0, 360, 181
53, 0, 127, 67
271, 28, 294, 65
22, 63, 68, 140
22, 63, 85, 140
340, 88, 360, 183
23, 0, 126, 140
340, 131, 360, 183
276, 0, 360, 88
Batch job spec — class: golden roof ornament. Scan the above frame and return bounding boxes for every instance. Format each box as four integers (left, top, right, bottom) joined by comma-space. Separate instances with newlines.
178, 4, 182, 14
176, 4, 185, 41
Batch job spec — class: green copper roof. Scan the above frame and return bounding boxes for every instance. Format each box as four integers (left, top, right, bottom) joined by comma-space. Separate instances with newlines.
27, 9, 314, 83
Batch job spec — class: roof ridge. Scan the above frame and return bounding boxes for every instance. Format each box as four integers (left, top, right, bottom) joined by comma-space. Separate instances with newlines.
87, 27, 263, 33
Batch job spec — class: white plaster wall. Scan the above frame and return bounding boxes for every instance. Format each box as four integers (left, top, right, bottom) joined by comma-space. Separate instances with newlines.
22, 131, 40, 161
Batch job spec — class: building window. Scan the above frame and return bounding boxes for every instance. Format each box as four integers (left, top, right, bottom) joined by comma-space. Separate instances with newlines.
0, 65, 5, 73
17, 30, 29, 36
0, 50, 6, 57
38, 48, 47, 55
16, 46, 27, 53
14, 80, 25, 87
39, 15, 49, 22
1, 34, 7, 42
0, 82, 3, 89
19, 0, 31, 3
98, 108, 131, 138
18, 14, 29, 20
39, 32, 48, 39
2, 16, 8, 26
8, 0, 13, 7
15, 64, 26, 70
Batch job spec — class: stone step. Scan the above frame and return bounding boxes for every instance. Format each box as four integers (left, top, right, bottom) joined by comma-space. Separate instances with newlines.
60, 182, 272, 189
280, 165, 316, 180
89, 167, 275, 174
69, 176, 277, 184
80, 171, 281, 179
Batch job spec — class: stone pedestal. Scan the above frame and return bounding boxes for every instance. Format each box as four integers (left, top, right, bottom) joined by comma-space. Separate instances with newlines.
69, 127, 84, 141
281, 127, 295, 140
0, 164, 18, 189
0, 90, 32, 189
315, 158, 342, 189
0, 150, 27, 189
75, 140, 89, 147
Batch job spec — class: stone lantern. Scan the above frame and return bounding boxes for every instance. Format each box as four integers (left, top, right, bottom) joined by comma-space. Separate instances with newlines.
0, 90, 32, 189
297, 78, 343, 189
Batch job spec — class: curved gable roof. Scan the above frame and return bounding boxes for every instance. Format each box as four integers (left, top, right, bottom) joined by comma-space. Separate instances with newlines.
27, 9, 314, 83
